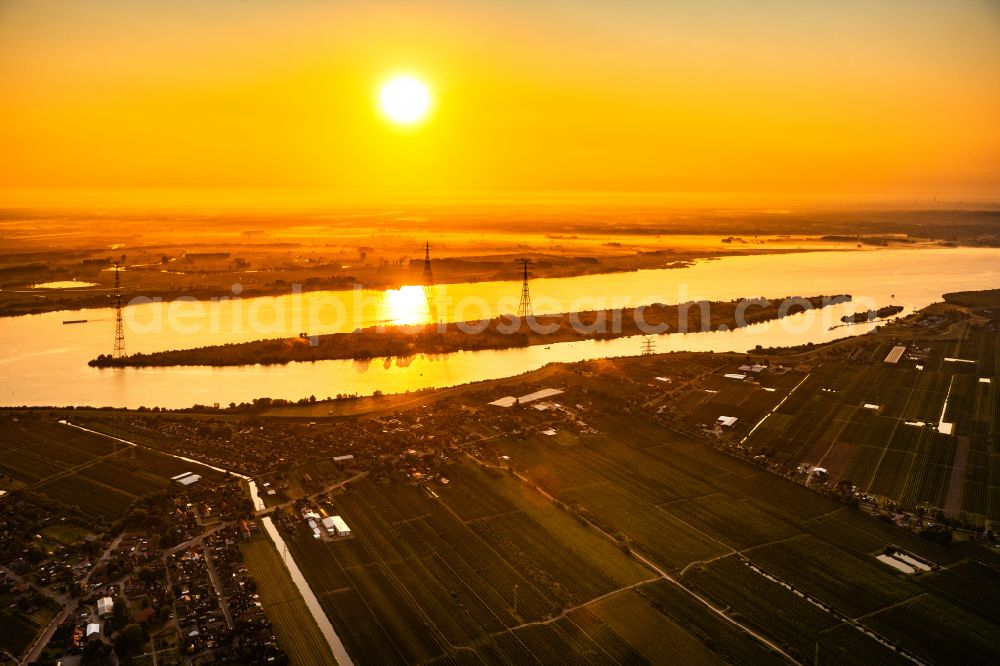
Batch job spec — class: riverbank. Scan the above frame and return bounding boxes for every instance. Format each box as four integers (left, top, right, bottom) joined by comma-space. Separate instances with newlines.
89, 294, 850, 367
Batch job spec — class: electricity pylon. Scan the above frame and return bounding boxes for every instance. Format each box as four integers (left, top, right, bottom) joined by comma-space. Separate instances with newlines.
641, 337, 656, 355
517, 259, 533, 319
422, 242, 438, 323
113, 260, 126, 359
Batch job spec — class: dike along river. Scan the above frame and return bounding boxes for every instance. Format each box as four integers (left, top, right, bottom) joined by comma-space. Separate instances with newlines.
1, 247, 997, 409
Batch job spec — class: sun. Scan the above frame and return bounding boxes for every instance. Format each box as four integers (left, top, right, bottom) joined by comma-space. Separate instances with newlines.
378, 76, 432, 125
383, 285, 430, 325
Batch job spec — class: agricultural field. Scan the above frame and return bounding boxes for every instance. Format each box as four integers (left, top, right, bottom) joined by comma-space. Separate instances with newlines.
479, 405, 1000, 665
281, 461, 808, 664
0, 595, 58, 663
660, 326, 1000, 524
280, 408, 1000, 666
0, 413, 219, 522
241, 533, 335, 666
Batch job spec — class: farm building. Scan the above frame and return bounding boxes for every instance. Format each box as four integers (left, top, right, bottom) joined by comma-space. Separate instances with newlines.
489, 388, 564, 408
893, 552, 932, 572
172, 472, 201, 486
717, 416, 738, 427
883, 345, 906, 364
320, 516, 336, 536
723, 373, 747, 380
333, 454, 354, 462
322, 515, 351, 537
877, 554, 915, 574
97, 596, 113, 617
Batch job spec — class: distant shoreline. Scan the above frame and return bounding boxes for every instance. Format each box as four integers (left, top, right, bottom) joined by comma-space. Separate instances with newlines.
0, 234, 954, 319
0, 248, 804, 319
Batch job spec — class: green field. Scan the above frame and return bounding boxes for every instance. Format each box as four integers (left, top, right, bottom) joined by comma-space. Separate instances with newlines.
632, 323, 998, 525
281, 461, 805, 664
242, 533, 335, 666
282, 415, 1000, 666
732, 331, 1000, 523
0, 414, 220, 522
0, 597, 58, 661
480, 405, 1000, 665
587, 588, 782, 665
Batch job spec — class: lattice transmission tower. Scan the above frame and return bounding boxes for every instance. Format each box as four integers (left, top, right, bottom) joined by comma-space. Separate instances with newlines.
422, 241, 438, 323
641, 337, 656, 355
112, 260, 126, 359
517, 259, 533, 319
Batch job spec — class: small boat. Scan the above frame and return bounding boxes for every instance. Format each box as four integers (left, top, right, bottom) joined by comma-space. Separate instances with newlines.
62, 319, 88, 325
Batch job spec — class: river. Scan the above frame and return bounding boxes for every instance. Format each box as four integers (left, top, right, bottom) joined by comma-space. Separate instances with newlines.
1, 247, 997, 409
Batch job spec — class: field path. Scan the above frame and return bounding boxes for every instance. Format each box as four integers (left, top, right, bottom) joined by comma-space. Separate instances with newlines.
741, 372, 813, 446
467, 454, 804, 665
477, 578, 659, 639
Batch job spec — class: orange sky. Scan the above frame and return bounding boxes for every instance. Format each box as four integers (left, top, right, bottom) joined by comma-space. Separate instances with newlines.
1, 0, 999, 206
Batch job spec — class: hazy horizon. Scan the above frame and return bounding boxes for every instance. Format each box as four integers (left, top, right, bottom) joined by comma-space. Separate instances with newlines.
3, 187, 1000, 212
2, 0, 999, 205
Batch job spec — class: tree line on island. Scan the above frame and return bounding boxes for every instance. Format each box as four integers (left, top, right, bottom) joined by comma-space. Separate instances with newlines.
90, 294, 851, 368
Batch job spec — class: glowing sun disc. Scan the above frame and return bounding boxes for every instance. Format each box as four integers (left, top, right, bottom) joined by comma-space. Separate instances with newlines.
379, 76, 431, 124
